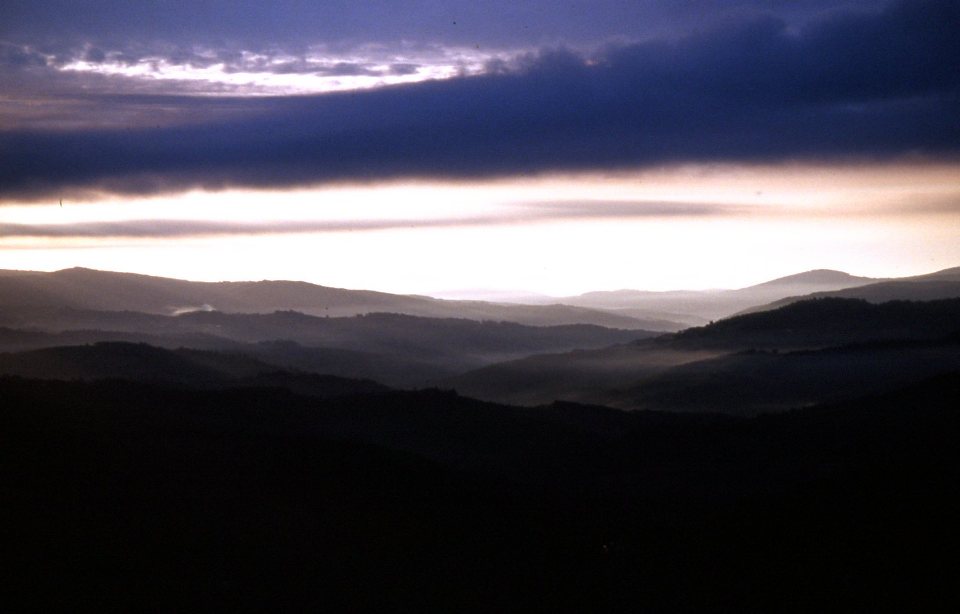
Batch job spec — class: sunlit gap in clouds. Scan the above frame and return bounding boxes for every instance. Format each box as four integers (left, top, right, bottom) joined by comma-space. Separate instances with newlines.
56, 43, 501, 95
1, 163, 959, 296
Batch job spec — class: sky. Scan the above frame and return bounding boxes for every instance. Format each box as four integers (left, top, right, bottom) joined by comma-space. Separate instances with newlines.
1, 0, 958, 296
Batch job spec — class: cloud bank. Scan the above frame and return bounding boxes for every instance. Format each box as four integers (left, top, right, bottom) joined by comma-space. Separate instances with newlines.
0, 200, 742, 239
1, 1, 884, 52
1, 0, 957, 201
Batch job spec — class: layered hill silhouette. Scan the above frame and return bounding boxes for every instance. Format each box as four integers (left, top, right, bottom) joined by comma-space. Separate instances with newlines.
6, 265, 957, 335
0, 267, 676, 330
449, 297, 960, 412
544, 268, 881, 324
3, 263, 960, 610
746, 266, 960, 313
0, 310, 657, 387
9, 265, 956, 332
0, 341, 390, 398
3, 264, 960, 401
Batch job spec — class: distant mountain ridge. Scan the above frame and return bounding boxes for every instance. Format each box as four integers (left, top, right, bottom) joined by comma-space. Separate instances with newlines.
3, 264, 959, 395
550, 268, 883, 323
744, 266, 960, 313
746, 268, 877, 288
4, 265, 956, 332
0, 267, 672, 330
3, 269, 958, 610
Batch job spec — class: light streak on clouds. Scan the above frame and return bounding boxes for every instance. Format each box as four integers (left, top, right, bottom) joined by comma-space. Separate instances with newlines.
0, 0, 957, 295
3, 2, 957, 199
57, 44, 499, 96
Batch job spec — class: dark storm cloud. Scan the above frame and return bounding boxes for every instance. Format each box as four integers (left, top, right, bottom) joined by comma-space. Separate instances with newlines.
0, 1, 891, 97
0, 1, 887, 52
1, 0, 957, 200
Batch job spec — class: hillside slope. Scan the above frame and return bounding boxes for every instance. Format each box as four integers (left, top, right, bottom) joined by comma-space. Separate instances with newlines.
0, 267, 670, 329
558, 268, 879, 322
745, 266, 960, 313
448, 297, 960, 410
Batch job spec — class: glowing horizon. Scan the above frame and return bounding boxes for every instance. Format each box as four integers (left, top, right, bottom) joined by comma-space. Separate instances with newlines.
2, 162, 958, 297
2, 1, 957, 297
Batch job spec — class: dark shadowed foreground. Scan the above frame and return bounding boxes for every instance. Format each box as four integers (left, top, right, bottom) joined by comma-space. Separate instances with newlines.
3, 374, 957, 612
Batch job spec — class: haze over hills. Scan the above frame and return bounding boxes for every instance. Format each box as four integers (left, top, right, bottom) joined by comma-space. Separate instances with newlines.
3, 264, 959, 392
448, 297, 960, 412
746, 266, 960, 313
548, 268, 881, 324
2, 264, 959, 394
2, 264, 959, 611
0, 308, 658, 387
6, 265, 958, 334
0, 267, 673, 330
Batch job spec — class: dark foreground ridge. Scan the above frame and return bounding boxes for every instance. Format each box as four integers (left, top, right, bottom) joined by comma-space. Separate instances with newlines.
3, 374, 958, 612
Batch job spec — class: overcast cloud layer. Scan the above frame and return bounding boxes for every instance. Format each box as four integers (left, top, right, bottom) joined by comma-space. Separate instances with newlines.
1, 0, 957, 200
1, 1, 886, 51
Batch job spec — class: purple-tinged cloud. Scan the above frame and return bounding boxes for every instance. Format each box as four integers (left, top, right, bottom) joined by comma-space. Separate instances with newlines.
1, 0, 957, 201
0, 1, 887, 53
0, 200, 742, 238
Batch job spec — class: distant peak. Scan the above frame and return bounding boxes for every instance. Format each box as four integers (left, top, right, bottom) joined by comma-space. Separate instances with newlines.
55, 266, 97, 273
747, 269, 873, 289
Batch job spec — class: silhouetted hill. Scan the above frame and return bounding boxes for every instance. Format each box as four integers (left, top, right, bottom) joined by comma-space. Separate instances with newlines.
0, 267, 668, 329
0, 327, 440, 387
745, 266, 960, 313
747, 268, 876, 288
446, 342, 724, 406
0, 308, 656, 386
607, 337, 960, 414
0, 325, 246, 353
171, 311, 654, 362
559, 268, 879, 322
674, 297, 960, 350
2, 374, 957, 611
449, 297, 960, 409
764, 280, 960, 307
242, 339, 451, 387
910, 265, 960, 281
0, 342, 390, 398
0, 342, 240, 384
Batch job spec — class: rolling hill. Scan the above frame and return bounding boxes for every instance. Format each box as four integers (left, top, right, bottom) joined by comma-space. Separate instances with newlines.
744, 266, 960, 313
551, 268, 880, 323
0, 342, 390, 397
3, 265, 960, 610
0, 267, 674, 329
448, 297, 960, 411
0, 308, 659, 387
